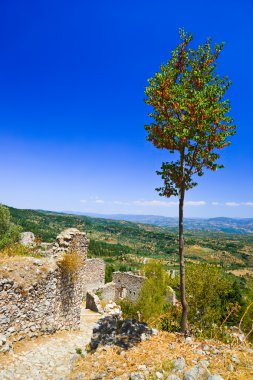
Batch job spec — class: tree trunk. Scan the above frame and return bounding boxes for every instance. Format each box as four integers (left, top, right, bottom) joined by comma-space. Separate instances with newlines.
179, 153, 188, 334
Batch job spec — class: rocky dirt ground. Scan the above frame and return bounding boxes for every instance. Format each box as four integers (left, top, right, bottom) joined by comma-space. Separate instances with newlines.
1, 308, 253, 380
0, 308, 100, 380
71, 331, 253, 380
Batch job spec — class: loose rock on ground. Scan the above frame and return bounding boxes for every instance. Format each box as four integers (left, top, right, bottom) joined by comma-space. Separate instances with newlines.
0, 308, 100, 380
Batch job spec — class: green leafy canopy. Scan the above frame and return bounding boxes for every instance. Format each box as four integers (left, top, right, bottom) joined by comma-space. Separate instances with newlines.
145, 29, 236, 197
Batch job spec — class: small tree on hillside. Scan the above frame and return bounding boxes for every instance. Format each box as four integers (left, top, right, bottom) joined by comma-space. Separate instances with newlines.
144, 30, 236, 333
0, 205, 21, 248
0, 204, 11, 237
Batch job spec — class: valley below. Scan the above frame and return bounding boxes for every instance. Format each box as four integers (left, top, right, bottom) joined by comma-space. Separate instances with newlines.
8, 206, 253, 278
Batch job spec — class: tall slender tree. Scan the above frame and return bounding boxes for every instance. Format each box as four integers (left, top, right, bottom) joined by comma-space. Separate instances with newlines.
144, 30, 236, 333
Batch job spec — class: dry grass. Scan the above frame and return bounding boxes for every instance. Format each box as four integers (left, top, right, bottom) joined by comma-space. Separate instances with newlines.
58, 252, 82, 277
228, 268, 253, 278
0, 255, 52, 288
0, 243, 40, 259
71, 332, 253, 380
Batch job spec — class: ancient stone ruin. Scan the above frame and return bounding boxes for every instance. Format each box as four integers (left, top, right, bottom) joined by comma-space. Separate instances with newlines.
112, 271, 145, 302
86, 269, 177, 313
0, 228, 177, 353
85, 271, 146, 313
0, 228, 105, 351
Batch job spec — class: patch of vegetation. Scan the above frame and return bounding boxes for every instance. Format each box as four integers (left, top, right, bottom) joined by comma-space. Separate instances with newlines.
120, 261, 253, 342
58, 252, 82, 279
185, 264, 243, 332
0, 243, 41, 258
89, 239, 132, 257
0, 204, 22, 249
136, 261, 171, 322
119, 261, 172, 324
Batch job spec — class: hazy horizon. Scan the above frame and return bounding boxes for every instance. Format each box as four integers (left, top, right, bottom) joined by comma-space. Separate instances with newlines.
4, 203, 253, 220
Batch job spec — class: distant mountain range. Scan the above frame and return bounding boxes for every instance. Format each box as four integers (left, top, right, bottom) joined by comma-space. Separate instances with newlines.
62, 212, 253, 234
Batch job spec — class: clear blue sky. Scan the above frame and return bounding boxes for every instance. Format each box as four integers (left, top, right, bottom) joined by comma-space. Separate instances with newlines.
0, 0, 252, 217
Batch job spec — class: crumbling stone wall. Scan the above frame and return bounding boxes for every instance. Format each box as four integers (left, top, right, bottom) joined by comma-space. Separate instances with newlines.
91, 271, 145, 304
86, 291, 103, 313
0, 228, 89, 347
95, 272, 177, 306
112, 272, 145, 302
98, 282, 116, 302
82, 258, 105, 296
51, 228, 88, 261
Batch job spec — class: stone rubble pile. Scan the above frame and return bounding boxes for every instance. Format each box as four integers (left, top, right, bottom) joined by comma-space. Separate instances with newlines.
89, 315, 157, 350
20, 232, 36, 247
86, 290, 123, 316
128, 366, 225, 380
75, 357, 226, 380
103, 302, 122, 318
127, 357, 225, 380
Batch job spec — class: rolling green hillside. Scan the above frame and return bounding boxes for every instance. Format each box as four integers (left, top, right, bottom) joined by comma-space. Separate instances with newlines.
7, 206, 253, 271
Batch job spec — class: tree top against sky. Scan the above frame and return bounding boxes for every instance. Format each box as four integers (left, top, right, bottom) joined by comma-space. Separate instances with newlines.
145, 29, 236, 197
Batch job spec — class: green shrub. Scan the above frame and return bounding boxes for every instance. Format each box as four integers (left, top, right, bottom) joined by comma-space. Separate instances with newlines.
0, 205, 22, 249
118, 298, 139, 319
184, 263, 242, 335
105, 263, 115, 282
158, 303, 181, 332
136, 261, 171, 323
239, 281, 253, 342
0, 204, 10, 236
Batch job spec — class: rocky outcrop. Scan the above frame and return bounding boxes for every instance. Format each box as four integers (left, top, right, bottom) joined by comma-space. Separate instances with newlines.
89, 316, 156, 350
20, 232, 36, 247
103, 302, 122, 318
